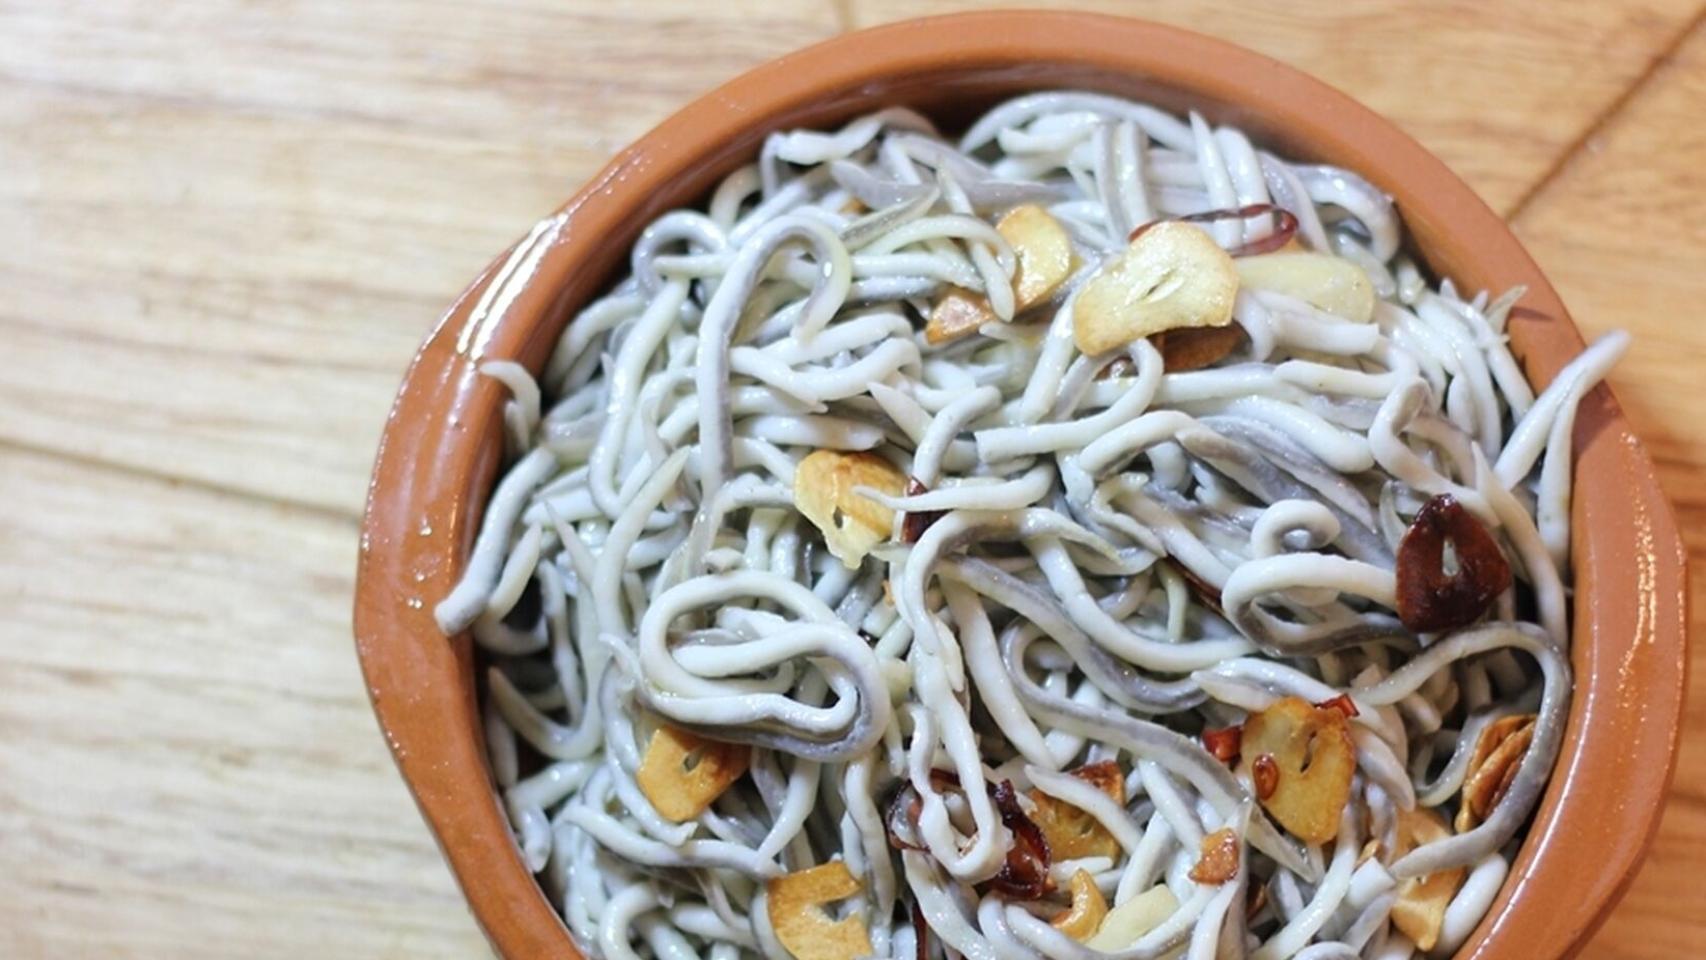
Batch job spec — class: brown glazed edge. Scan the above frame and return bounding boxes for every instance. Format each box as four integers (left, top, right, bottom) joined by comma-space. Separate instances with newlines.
353, 11, 1689, 960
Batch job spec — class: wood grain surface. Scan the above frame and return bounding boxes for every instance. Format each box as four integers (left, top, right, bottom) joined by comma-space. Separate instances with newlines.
1511, 22, 1706, 957
1, 1, 1701, 956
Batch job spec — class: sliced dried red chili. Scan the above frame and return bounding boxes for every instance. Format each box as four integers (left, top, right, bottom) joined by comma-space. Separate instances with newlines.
900, 477, 946, 544
1394, 494, 1513, 633
989, 779, 1052, 900
1314, 693, 1360, 719
1202, 726, 1243, 763
1227, 207, 1300, 257
893, 772, 1055, 900
927, 768, 961, 791
884, 784, 926, 851
889, 770, 970, 851
1252, 754, 1280, 801
1129, 203, 1300, 257
911, 899, 929, 960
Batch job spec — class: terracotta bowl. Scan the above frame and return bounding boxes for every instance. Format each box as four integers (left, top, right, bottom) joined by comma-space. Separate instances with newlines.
354, 11, 1688, 959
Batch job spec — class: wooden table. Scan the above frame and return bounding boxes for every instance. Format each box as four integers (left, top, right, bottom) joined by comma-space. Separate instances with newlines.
2, 2, 1701, 956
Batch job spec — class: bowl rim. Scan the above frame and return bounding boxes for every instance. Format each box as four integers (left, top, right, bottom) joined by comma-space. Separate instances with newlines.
353, 11, 1689, 960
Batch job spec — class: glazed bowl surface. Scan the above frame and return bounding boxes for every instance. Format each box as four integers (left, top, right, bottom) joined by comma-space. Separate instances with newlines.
353, 11, 1689, 960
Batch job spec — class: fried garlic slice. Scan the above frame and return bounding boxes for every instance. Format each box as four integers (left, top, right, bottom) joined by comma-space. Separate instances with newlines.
766, 862, 872, 960
1051, 869, 1110, 942
1237, 696, 1356, 844
998, 203, 1075, 311
636, 724, 749, 822
1235, 251, 1376, 322
1457, 713, 1537, 831
1391, 807, 1468, 951
1029, 761, 1125, 861
794, 450, 906, 568
1072, 221, 1238, 356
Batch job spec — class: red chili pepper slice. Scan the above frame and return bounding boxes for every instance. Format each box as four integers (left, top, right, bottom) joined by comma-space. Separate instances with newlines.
1252, 754, 1280, 801
989, 779, 1052, 900
894, 772, 1054, 901
900, 477, 945, 544
1202, 726, 1243, 763
1394, 494, 1513, 633
1314, 693, 1361, 719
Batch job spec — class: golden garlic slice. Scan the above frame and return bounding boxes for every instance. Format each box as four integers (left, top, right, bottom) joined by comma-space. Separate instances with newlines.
997, 204, 1075, 311
793, 451, 906, 568
1390, 807, 1468, 951
1456, 713, 1537, 831
1188, 827, 1241, 884
1187, 825, 1241, 886
1029, 761, 1126, 861
766, 862, 873, 960
636, 724, 749, 822
1051, 869, 1110, 942
1237, 696, 1356, 844
1086, 884, 1181, 952
926, 287, 998, 345
1072, 220, 1239, 356
1234, 251, 1376, 323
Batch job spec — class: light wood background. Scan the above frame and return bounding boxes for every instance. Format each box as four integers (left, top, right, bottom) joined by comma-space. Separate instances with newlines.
2, 1, 1701, 957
